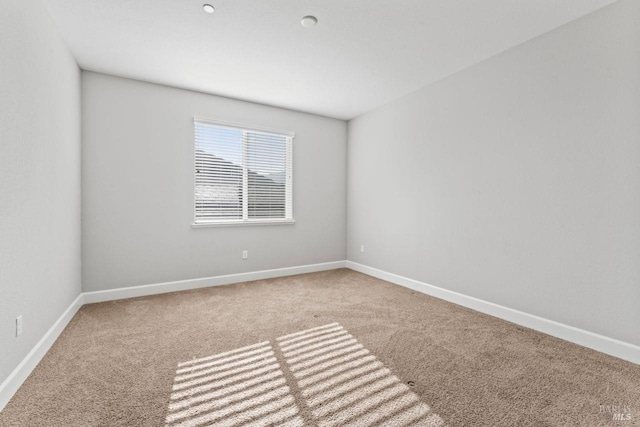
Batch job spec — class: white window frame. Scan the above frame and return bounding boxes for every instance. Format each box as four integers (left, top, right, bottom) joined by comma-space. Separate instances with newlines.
192, 117, 295, 228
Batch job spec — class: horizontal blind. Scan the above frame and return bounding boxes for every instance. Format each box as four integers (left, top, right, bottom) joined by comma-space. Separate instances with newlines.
195, 124, 244, 221
194, 119, 293, 224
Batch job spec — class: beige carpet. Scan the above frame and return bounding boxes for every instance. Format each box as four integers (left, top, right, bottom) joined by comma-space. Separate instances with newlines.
0, 269, 638, 426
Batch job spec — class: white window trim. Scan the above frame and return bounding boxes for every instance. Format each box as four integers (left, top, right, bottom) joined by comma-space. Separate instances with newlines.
191, 219, 296, 228
193, 117, 295, 139
192, 117, 295, 228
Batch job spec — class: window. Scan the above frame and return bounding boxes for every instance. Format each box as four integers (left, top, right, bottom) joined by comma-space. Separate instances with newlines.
193, 117, 294, 226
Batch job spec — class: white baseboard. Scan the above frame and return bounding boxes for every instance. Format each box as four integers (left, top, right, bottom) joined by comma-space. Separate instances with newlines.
4, 259, 634, 415
0, 293, 84, 412
1, 260, 347, 413
83, 261, 348, 304
346, 261, 640, 365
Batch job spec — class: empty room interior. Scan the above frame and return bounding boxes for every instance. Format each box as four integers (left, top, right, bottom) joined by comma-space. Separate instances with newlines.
1, 0, 639, 426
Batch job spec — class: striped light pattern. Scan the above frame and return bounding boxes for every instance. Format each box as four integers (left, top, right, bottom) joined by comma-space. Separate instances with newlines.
166, 342, 303, 427
194, 118, 293, 225
277, 323, 447, 427
166, 324, 445, 427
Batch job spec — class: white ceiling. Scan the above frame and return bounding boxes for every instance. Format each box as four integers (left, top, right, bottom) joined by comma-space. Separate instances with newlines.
42, 0, 617, 120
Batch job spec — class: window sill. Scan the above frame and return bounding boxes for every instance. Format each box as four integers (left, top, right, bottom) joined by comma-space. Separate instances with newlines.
192, 219, 296, 228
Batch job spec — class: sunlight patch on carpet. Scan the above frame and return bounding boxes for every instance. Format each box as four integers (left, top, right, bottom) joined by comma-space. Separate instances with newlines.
165, 323, 445, 427
166, 342, 303, 427
277, 324, 446, 427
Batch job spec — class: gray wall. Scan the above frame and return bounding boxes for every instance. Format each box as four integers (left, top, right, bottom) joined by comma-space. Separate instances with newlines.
0, 1, 81, 384
82, 72, 347, 292
348, 0, 640, 346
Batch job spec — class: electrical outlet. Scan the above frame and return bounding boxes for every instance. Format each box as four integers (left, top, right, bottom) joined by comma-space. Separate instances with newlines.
16, 315, 22, 337
242, 250, 248, 259
360, 245, 365, 253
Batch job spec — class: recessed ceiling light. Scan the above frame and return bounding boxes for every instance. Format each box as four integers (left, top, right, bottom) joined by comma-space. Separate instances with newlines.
203, 4, 215, 14
301, 16, 318, 28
